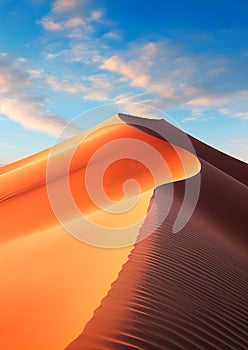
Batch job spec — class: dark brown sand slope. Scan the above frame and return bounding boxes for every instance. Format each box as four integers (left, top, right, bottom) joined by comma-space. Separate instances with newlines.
66, 116, 248, 350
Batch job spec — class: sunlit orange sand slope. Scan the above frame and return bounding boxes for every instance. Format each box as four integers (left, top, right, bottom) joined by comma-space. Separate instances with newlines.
0, 114, 200, 350
67, 115, 248, 350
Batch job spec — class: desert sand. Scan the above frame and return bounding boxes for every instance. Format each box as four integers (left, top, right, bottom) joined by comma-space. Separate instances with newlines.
0, 114, 247, 350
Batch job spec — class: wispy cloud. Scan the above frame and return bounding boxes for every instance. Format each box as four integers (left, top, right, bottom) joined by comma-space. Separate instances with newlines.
1, 0, 247, 164
186, 96, 228, 107
39, 1, 248, 127
46, 74, 113, 101
52, 0, 85, 15
0, 53, 81, 137
100, 41, 248, 122
100, 42, 183, 100
40, 18, 62, 31
181, 116, 200, 123
40, 0, 104, 38
234, 112, 248, 120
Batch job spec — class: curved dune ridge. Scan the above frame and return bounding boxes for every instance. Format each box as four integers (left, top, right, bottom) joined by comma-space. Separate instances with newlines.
66, 116, 248, 350
1, 114, 247, 350
0, 115, 200, 241
0, 114, 201, 350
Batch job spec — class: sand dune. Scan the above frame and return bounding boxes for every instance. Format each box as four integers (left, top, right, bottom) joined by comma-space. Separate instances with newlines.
0, 114, 247, 349
0, 115, 200, 350
66, 115, 248, 349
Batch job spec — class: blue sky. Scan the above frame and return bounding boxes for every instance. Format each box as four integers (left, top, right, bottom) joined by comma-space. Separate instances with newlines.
0, 0, 248, 163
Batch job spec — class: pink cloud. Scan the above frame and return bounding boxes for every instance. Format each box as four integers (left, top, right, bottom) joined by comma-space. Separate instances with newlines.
186, 96, 228, 107
40, 17, 62, 31
52, 0, 80, 15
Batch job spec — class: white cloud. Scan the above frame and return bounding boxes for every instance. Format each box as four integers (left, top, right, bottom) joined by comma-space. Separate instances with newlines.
40, 17, 62, 31
101, 56, 150, 88
46, 74, 113, 101
91, 10, 103, 21
219, 108, 229, 115
181, 116, 199, 123
40, 0, 103, 37
100, 42, 183, 100
0, 54, 81, 137
100, 41, 199, 102
219, 105, 248, 121
52, 0, 81, 15
102, 31, 121, 41
28, 69, 43, 78
46, 76, 85, 94
236, 112, 248, 120
1, 99, 79, 137
38, 1, 248, 126
64, 16, 85, 28
99, 41, 248, 123
186, 96, 228, 107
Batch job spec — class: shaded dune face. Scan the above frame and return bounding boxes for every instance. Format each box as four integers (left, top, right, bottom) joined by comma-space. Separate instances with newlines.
0, 116, 200, 350
66, 117, 248, 349
67, 189, 248, 350
120, 115, 248, 259
120, 113, 248, 186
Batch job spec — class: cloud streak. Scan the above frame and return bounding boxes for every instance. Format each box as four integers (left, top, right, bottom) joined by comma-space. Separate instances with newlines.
39, 0, 248, 127
40, 0, 104, 38
99, 41, 248, 122
46, 74, 113, 101
0, 53, 81, 137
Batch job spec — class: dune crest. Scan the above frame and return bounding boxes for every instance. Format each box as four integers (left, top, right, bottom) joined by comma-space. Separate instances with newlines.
0, 114, 200, 350
66, 115, 248, 350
